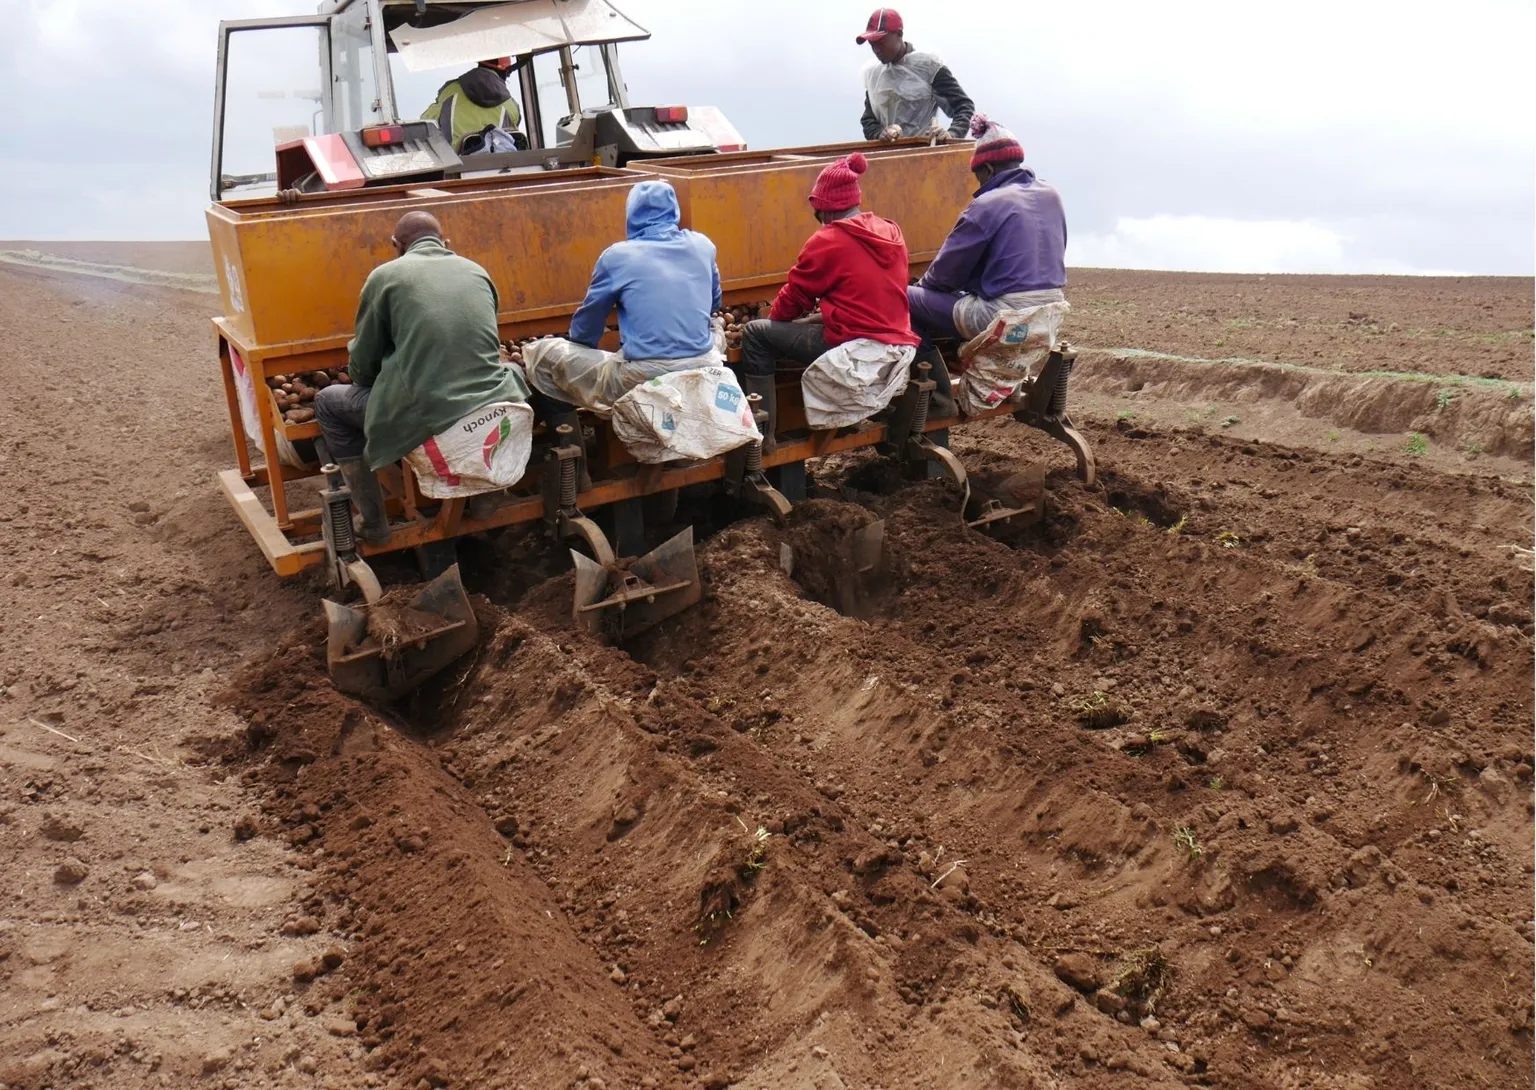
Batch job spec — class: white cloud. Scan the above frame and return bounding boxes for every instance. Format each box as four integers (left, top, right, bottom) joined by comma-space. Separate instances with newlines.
1068, 214, 1470, 275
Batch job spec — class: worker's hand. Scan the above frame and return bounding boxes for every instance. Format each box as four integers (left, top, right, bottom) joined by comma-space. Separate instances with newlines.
879, 125, 904, 143
921, 125, 950, 144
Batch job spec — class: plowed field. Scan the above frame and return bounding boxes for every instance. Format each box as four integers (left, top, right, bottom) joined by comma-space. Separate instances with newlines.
0, 245, 1530, 1090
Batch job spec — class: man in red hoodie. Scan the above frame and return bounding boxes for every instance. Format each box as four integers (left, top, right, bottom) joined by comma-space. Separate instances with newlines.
739, 152, 920, 449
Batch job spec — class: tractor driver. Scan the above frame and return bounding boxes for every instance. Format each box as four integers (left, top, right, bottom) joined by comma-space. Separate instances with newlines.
857, 8, 974, 142
907, 115, 1067, 404
314, 211, 530, 544
422, 58, 523, 153
739, 152, 920, 449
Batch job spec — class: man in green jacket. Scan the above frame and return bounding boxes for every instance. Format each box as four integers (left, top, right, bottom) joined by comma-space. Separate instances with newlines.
421, 58, 522, 152
314, 210, 529, 544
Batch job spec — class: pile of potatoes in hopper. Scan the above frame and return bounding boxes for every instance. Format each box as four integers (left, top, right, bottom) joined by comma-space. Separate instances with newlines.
494, 300, 813, 370
267, 368, 350, 425
501, 336, 542, 368
715, 303, 764, 353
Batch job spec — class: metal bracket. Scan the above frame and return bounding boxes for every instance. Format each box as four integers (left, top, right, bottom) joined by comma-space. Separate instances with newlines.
319, 462, 382, 603
883, 362, 970, 488
723, 401, 792, 522
570, 527, 701, 641
965, 467, 1047, 530
343, 559, 383, 604
538, 426, 618, 566
911, 436, 966, 486
1012, 346, 1097, 486
880, 364, 934, 458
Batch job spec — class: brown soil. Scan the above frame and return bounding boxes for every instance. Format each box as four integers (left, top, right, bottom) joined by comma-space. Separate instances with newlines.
1069, 270, 1534, 383
0, 241, 215, 276
1, 254, 1530, 1090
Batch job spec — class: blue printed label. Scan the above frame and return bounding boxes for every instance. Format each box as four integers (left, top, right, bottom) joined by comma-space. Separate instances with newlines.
1002, 323, 1030, 345
714, 384, 742, 413
662, 412, 676, 432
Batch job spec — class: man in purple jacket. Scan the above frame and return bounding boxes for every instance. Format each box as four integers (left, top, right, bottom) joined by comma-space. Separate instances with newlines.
907, 115, 1067, 412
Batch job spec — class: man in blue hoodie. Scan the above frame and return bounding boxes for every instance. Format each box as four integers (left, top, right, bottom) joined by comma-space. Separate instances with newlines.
526, 180, 723, 439
907, 116, 1067, 346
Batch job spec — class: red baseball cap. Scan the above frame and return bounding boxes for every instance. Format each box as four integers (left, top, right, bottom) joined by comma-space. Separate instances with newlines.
855, 8, 903, 44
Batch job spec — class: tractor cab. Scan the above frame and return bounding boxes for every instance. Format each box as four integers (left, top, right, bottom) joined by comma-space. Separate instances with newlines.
211, 0, 745, 200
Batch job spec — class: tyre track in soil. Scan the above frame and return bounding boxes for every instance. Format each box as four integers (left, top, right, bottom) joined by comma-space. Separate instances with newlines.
228, 424, 1533, 1088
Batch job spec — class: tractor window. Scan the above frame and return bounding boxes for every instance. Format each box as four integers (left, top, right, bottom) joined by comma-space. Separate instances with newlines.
214, 22, 331, 199
387, 56, 450, 129
331, 8, 383, 132
570, 45, 617, 113
533, 46, 613, 147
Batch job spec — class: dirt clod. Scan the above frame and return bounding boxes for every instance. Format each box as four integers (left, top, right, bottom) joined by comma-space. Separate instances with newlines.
38, 814, 85, 842
53, 858, 89, 886
1054, 953, 1104, 993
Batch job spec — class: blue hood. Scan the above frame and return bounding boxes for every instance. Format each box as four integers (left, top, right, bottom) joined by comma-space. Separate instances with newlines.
625, 180, 682, 240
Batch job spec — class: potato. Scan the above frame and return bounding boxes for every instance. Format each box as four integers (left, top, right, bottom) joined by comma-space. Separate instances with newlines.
337, 373, 352, 385
288, 407, 315, 424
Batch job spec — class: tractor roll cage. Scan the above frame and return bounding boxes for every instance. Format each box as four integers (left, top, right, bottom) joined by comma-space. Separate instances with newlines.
212, 0, 644, 200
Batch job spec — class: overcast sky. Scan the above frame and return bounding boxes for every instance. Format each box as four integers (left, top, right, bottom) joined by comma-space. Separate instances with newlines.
1, 0, 1532, 274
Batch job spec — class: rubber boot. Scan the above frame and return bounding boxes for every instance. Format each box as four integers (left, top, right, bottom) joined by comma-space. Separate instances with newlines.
547, 410, 593, 491
914, 346, 957, 420
338, 457, 391, 547
740, 374, 777, 454
466, 489, 504, 521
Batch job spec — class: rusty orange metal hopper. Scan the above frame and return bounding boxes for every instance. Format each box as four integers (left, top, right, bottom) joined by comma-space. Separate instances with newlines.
323, 565, 480, 702
572, 527, 701, 641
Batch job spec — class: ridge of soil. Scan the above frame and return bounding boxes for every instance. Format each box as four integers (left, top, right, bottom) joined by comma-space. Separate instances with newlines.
225, 430, 1534, 1089
1, 253, 1530, 1090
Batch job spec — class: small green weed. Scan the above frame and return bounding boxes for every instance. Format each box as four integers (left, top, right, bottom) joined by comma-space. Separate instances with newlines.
1220, 415, 1241, 428
1207, 775, 1225, 791
1216, 530, 1241, 549
1465, 442, 1484, 456
1173, 826, 1203, 861
1507, 388, 1524, 402
1435, 388, 1456, 411
1404, 432, 1429, 456
1116, 410, 1137, 421
741, 826, 771, 875
1326, 429, 1341, 442
1166, 514, 1189, 535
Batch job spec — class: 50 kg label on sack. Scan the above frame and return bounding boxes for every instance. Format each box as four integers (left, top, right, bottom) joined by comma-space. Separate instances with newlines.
714, 384, 742, 413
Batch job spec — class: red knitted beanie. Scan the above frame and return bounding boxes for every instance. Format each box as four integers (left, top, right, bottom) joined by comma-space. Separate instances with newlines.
968, 114, 1024, 170
809, 152, 868, 211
